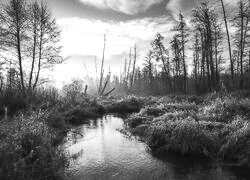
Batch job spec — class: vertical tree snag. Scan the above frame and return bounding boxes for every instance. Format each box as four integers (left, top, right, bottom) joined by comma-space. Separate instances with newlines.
220, 0, 234, 81
98, 34, 106, 95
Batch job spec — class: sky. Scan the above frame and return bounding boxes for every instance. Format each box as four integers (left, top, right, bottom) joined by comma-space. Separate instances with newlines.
0, 0, 242, 87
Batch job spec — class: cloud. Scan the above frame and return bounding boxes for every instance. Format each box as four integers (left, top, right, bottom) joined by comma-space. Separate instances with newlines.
78, 0, 163, 15
166, 0, 241, 20
53, 15, 176, 85
57, 16, 175, 58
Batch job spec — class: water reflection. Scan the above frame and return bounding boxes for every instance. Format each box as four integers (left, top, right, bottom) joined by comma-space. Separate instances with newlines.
63, 115, 249, 180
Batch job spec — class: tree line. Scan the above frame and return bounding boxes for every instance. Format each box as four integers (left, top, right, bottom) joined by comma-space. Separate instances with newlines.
112, 0, 250, 95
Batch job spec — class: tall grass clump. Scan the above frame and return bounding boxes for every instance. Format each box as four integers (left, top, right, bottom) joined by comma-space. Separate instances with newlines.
219, 116, 250, 166
57, 95, 105, 125
0, 111, 68, 180
125, 93, 250, 167
104, 95, 145, 113
200, 95, 250, 122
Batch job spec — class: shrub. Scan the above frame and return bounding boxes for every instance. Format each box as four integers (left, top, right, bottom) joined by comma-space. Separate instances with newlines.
0, 111, 68, 180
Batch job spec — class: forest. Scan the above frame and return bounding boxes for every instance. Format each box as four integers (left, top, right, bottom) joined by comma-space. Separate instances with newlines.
0, 0, 249, 180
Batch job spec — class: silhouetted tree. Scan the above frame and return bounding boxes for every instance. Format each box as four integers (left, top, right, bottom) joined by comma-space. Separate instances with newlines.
172, 12, 189, 93
151, 33, 172, 92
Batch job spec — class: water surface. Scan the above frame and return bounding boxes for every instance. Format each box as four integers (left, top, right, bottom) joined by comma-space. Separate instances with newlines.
63, 115, 249, 180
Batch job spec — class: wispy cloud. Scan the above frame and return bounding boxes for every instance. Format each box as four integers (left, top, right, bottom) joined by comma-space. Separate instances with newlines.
78, 0, 163, 15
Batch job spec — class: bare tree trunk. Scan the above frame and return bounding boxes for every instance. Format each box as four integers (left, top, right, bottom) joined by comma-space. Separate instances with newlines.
98, 34, 106, 95
16, 27, 25, 92
130, 45, 137, 89
239, 2, 244, 88
100, 77, 110, 96
249, 51, 250, 88
33, 29, 43, 89
208, 24, 216, 90
29, 19, 37, 90
123, 58, 127, 84
94, 56, 99, 90
104, 88, 115, 96
214, 28, 220, 86
126, 47, 132, 84
84, 85, 88, 95
181, 23, 187, 93
159, 45, 172, 92
29, 33, 36, 90
220, 0, 234, 81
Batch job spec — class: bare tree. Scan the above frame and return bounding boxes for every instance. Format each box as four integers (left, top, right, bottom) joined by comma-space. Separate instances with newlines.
220, 0, 234, 81
151, 33, 172, 92
98, 34, 106, 95
130, 44, 137, 89
172, 12, 189, 93
28, 1, 39, 90
0, 0, 62, 92
170, 35, 183, 92
233, 0, 249, 88
0, 0, 28, 91
32, 1, 62, 90
192, 2, 217, 91
144, 50, 154, 89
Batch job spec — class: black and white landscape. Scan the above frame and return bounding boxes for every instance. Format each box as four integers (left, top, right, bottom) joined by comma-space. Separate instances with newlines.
0, 0, 250, 179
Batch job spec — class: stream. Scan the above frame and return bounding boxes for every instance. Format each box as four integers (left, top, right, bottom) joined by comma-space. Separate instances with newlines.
62, 115, 249, 180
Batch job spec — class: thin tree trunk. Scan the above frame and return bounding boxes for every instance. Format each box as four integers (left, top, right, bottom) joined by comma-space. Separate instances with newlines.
159, 45, 172, 92
240, 3, 244, 88
16, 27, 25, 91
33, 29, 43, 89
181, 25, 187, 93
126, 48, 132, 84
214, 29, 219, 85
98, 34, 106, 94
130, 45, 137, 89
29, 24, 37, 90
220, 0, 234, 80
104, 88, 115, 96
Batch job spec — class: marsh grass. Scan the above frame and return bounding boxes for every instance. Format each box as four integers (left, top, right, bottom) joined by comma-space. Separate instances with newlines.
0, 111, 68, 180
126, 93, 250, 167
103, 95, 146, 113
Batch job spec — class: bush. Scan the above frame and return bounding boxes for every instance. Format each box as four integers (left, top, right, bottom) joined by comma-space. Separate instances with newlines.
0, 90, 27, 116
0, 111, 68, 180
